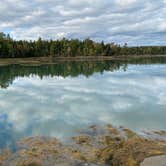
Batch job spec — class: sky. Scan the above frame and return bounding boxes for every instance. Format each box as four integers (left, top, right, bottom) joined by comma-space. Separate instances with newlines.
0, 0, 166, 46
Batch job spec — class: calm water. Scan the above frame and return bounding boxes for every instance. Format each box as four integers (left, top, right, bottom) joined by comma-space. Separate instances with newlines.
0, 58, 166, 150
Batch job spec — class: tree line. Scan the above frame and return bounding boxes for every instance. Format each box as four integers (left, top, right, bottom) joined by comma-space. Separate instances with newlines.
0, 32, 166, 58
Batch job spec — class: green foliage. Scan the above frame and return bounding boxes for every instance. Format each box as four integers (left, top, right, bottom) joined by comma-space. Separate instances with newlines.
0, 32, 166, 58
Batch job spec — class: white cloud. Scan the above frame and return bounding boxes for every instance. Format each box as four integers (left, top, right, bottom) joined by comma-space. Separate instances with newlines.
0, 0, 166, 45
116, 0, 137, 7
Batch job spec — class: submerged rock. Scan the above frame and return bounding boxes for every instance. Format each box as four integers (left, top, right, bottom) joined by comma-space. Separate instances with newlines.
0, 125, 165, 166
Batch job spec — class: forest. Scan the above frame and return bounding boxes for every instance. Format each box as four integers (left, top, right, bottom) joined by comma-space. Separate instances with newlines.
0, 32, 166, 58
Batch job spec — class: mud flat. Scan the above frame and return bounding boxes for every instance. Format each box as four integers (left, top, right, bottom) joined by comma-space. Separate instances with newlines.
0, 125, 165, 166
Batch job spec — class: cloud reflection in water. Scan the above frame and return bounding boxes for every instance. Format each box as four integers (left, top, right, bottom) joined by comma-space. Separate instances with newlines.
0, 64, 166, 149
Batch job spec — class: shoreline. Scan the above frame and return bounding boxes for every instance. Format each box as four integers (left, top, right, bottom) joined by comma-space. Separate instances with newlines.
0, 55, 166, 66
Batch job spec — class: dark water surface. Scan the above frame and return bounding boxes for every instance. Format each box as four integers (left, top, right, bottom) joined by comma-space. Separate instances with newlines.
0, 57, 166, 150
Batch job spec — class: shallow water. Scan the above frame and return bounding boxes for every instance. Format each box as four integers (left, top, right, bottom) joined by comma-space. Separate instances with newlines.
0, 58, 166, 150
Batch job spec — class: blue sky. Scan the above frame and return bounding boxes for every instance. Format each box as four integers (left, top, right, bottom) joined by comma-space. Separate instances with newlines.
0, 0, 166, 46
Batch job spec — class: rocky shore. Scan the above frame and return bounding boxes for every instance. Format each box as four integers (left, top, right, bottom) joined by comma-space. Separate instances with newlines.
0, 125, 165, 166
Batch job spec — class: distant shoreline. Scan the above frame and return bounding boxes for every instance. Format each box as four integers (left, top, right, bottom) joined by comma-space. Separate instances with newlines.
0, 55, 166, 66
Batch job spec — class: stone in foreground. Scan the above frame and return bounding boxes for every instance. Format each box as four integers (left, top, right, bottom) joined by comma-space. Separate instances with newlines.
141, 155, 166, 166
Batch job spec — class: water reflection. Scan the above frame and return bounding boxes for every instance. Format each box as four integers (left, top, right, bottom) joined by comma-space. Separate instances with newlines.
0, 57, 166, 88
0, 114, 16, 150
0, 57, 166, 150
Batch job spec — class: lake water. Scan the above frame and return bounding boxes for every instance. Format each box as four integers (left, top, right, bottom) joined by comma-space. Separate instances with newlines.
0, 57, 166, 150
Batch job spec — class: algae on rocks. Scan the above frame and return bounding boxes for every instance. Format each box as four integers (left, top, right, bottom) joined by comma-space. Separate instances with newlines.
0, 125, 166, 166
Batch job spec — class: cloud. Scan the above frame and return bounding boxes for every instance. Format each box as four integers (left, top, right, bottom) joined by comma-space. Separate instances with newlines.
0, 0, 166, 45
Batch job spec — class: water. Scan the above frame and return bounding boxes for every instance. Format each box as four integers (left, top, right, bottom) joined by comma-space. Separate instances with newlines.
0, 57, 166, 150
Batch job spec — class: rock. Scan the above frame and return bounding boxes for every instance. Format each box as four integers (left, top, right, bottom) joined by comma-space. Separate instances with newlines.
0, 126, 165, 166
140, 155, 166, 166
